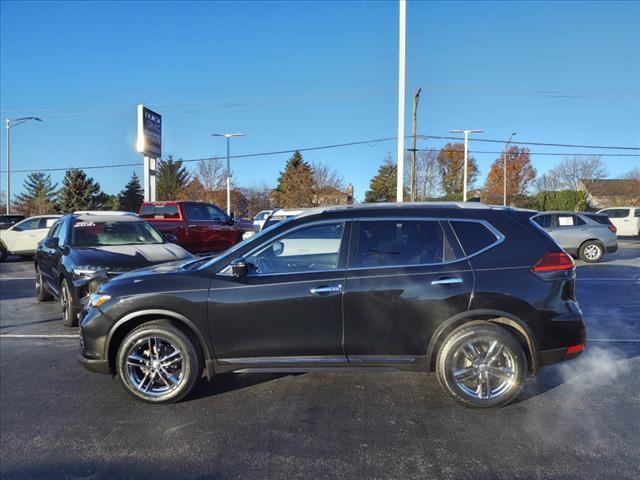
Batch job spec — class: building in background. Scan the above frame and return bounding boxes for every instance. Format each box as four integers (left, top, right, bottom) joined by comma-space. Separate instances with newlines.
579, 179, 640, 209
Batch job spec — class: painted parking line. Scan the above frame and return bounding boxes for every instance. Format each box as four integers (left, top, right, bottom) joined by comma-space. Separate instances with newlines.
0, 334, 78, 338
0, 277, 35, 281
587, 339, 640, 344
577, 278, 639, 282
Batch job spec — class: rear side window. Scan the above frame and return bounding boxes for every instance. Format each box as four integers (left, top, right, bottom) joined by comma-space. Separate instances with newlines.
585, 214, 613, 226
451, 221, 500, 256
353, 220, 459, 268
635, 209, 640, 218
602, 209, 630, 218
532, 215, 552, 228
556, 215, 584, 227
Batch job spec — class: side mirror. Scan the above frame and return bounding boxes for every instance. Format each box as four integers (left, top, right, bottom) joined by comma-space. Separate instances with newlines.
164, 233, 177, 243
242, 230, 255, 241
12, 226, 23, 232
44, 237, 59, 249
272, 241, 284, 256
229, 258, 247, 278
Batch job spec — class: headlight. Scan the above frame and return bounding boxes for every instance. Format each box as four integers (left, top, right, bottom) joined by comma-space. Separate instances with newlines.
87, 293, 111, 309
73, 266, 107, 277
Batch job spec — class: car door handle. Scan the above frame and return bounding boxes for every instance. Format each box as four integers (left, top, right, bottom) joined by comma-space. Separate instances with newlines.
431, 277, 463, 286
310, 284, 343, 296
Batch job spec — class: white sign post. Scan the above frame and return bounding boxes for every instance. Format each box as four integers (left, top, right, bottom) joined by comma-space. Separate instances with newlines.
136, 105, 162, 202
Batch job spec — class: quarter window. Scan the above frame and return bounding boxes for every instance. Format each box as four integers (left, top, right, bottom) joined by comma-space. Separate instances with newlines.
451, 221, 499, 256
354, 220, 455, 268
13, 218, 41, 231
246, 223, 344, 275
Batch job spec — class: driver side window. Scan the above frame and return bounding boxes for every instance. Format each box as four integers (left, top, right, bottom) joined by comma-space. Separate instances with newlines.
245, 222, 344, 275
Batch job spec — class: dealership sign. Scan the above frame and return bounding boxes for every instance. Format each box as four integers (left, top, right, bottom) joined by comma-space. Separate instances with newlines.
136, 105, 162, 158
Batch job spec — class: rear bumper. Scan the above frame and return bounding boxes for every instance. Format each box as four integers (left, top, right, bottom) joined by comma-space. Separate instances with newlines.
606, 244, 618, 254
540, 345, 585, 366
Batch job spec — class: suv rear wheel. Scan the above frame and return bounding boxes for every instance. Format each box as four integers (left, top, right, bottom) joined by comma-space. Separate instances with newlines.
579, 240, 603, 263
116, 323, 202, 404
436, 323, 527, 408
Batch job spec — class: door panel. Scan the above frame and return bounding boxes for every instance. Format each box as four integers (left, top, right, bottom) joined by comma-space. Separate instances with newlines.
343, 219, 473, 358
210, 271, 346, 359
343, 262, 473, 357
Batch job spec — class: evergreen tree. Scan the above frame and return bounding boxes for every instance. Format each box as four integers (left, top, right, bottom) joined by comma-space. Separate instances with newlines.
58, 169, 104, 213
156, 156, 190, 201
364, 156, 399, 203
118, 172, 144, 212
273, 151, 315, 207
13, 172, 58, 216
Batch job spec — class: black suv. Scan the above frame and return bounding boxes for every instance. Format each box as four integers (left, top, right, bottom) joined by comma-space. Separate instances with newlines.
35, 212, 192, 326
78, 203, 586, 407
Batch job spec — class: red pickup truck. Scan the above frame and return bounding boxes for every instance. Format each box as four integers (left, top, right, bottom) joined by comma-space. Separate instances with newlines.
139, 201, 253, 254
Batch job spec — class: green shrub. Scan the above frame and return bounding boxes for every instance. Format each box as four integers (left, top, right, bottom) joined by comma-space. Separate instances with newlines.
535, 190, 587, 212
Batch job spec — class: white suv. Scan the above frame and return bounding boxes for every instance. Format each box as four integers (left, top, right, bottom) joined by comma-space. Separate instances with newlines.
597, 207, 640, 236
0, 215, 61, 261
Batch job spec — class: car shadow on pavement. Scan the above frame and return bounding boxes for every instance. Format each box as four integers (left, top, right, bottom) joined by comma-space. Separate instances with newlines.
188, 371, 298, 400
0, 316, 61, 330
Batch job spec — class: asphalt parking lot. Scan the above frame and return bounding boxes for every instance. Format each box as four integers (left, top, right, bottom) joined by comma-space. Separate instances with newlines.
1, 240, 639, 480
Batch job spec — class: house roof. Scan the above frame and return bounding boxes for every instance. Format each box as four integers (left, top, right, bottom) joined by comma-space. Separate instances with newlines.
581, 179, 640, 197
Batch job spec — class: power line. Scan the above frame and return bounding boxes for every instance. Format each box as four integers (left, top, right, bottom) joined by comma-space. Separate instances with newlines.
419, 135, 640, 151
1, 135, 638, 175
411, 149, 640, 157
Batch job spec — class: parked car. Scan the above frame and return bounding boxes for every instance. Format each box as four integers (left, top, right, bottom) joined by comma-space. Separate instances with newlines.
35, 212, 193, 327
139, 201, 253, 254
597, 207, 640, 236
0, 215, 61, 261
531, 211, 617, 263
0, 214, 26, 230
78, 202, 585, 407
242, 208, 306, 240
252, 209, 273, 231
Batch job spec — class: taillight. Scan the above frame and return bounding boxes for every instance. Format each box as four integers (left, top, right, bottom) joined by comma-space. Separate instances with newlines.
566, 344, 585, 355
532, 251, 574, 273
608, 225, 617, 233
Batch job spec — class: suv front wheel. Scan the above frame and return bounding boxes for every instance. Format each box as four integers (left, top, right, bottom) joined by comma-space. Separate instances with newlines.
116, 322, 202, 404
436, 323, 527, 408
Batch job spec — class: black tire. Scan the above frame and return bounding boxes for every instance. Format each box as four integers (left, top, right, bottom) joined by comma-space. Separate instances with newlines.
579, 240, 604, 263
116, 322, 202, 404
436, 322, 527, 408
0, 244, 7, 262
60, 278, 78, 327
35, 266, 53, 302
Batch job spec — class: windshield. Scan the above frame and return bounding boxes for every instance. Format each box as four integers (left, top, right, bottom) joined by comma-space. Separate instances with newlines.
70, 220, 165, 247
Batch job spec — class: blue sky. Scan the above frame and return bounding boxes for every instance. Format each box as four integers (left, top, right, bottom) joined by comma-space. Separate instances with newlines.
1, 0, 639, 202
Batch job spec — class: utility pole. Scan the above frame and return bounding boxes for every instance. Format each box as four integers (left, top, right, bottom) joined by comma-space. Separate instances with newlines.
5, 117, 42, 214
396, 0, 406, 202
212, 133, 244, 216
450, 129, 483, 201
503, 132, 517, 206
410, 87, 422, 202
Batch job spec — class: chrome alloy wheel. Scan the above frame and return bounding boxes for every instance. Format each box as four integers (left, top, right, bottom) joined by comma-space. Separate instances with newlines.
125, 336, 184, 397
60, 283, 69, 317
583, 244, 601, 261
450, 338, 516, 401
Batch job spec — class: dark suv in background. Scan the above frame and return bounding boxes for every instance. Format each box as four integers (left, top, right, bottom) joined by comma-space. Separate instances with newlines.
78, 203, 586, 408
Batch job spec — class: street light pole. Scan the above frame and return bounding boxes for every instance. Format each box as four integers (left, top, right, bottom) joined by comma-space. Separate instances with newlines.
212, 133, 244, 216
396, 0, 406, 202
450, 129, 483, 201
5, 117, 42, 214
502, 132, 517, 206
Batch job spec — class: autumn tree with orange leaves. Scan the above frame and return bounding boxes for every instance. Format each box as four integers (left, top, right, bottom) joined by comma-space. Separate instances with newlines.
436, 143, 479, 199
482, 146, 536, 205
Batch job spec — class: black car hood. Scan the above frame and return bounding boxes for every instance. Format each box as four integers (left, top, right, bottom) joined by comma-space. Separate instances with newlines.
70, 243, 193, 272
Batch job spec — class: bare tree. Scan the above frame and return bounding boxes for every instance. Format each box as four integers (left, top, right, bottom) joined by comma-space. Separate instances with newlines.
533, 172, 563, 193
241, 183, 273, 218
551, 155, 607, 190
623, 166, 640, 181
197, 157, 227, 192
311, 161, 345, 193
413, 150, 440, 200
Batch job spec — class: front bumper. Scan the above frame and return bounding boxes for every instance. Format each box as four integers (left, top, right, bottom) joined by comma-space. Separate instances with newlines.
77, 353, 111, 375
